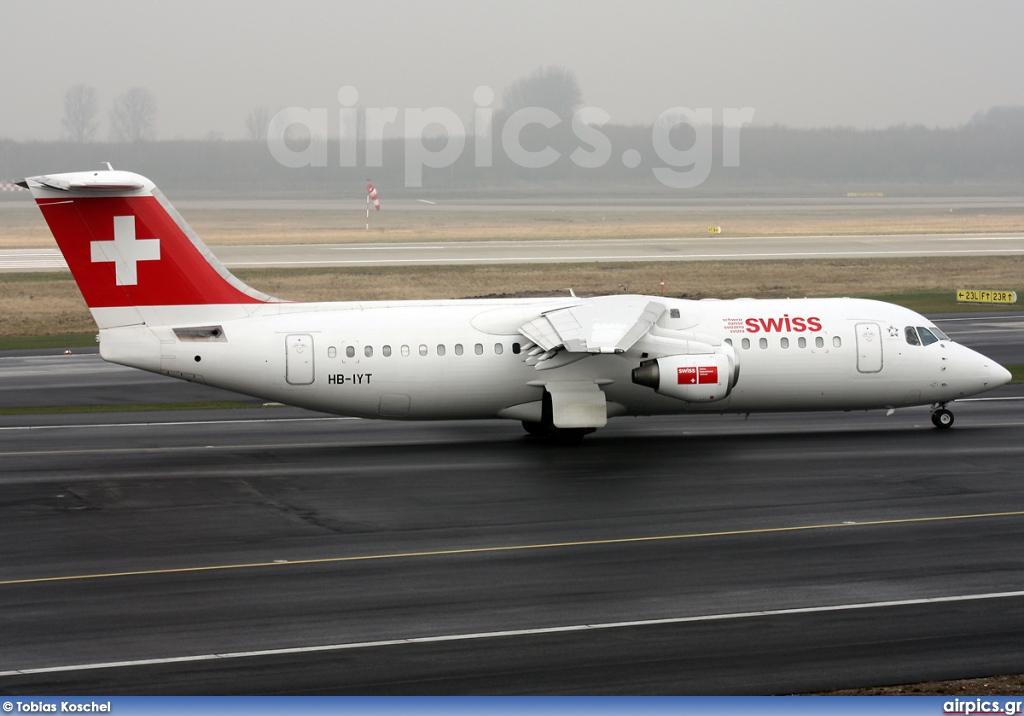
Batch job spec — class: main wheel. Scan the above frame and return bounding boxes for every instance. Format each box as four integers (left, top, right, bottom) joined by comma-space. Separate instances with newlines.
522, 420, 593, 442
549, 427, 593, 444
931, 408, 954, 429
522, 420, 547, 437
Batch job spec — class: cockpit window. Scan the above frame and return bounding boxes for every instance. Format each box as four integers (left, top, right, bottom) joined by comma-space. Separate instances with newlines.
930, 326, 950, 341
917, 327, 939, 346
905, 326, 921, 346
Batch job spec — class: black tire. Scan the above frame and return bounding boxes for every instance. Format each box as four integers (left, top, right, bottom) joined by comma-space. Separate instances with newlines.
550, 427, 593, 444
522, 420, 547, 437
931, 409, 954, 429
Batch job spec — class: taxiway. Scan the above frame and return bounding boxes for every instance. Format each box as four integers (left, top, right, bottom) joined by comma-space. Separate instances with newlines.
0, 315, 1022, 693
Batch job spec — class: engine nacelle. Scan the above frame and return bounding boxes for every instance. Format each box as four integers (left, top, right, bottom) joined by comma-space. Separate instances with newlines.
631, 349, 737, 402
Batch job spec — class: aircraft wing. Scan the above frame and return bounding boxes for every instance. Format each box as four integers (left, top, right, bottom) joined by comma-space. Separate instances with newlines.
519, 295, 666, 356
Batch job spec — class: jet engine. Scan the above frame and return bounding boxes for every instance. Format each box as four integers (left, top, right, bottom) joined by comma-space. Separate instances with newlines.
631, 347, 738, 402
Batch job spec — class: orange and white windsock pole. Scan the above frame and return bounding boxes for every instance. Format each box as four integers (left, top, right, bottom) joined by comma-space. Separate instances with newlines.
366, 182, 380, 229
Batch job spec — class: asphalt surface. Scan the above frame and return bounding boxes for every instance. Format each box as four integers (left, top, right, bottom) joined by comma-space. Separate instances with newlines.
4, 232, 1024, 271
1, 314, 1023, 694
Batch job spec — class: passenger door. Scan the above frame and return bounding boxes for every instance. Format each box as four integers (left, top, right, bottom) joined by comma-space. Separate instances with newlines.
285, 334, 315, 385
855, 322, 882, 373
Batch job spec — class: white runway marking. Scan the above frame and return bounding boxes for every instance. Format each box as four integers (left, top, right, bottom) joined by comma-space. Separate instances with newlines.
0, 248, 67, 270
959, 396, 1024, 402
330, 245, 446, 251
3, 589, 1024, 677
936, 315, 1024, 322
223, 248, 1024, 268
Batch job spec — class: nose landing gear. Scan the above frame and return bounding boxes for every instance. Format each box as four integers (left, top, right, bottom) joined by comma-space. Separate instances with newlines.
931, 404, 954, 429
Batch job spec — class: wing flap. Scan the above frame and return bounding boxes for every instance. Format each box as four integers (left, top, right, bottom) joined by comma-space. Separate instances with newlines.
518, 296, 667, 357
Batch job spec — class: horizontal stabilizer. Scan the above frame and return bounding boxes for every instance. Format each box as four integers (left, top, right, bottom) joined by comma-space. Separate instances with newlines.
28, 171, 147, 192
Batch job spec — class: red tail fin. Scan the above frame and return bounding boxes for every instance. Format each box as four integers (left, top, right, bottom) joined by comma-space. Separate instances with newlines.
24, 171, 275, 325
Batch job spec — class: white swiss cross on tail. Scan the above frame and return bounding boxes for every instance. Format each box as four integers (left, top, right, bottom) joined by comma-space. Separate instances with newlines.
90, 215, 161, 285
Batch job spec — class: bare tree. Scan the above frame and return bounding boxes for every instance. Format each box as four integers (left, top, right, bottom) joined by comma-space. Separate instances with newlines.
969, 105, 1024, 129
61, 84, 99, 142
109, 87, 158, 142
502, 66, 583, 120
245, 106, 272, 141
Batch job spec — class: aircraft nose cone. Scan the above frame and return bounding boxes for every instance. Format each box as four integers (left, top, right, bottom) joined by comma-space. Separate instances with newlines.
992, 363, 1013, 387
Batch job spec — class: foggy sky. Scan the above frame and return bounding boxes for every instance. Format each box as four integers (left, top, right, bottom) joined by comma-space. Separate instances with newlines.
2, 0, 1023, 141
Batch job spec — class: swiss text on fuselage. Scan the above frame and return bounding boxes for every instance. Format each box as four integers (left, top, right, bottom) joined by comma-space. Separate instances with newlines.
745, 315, 823, 333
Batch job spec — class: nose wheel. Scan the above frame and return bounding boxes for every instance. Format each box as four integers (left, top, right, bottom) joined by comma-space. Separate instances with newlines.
931, 406, 954, 429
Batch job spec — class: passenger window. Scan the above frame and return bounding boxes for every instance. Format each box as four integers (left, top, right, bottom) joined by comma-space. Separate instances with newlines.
798, 337, 806, 348
917, 327, 938, 346
512, 342, 521, 354
759, 337, 767, 349
741, 338, 750, 350
905, 326, 921, 346
437, 344, 446, 356
401, 345, 410, 357
364, 346, 373, 358
383, 345, 392, 357
781, 337, 789, 349
419, 344, 428, 356
494, 343, 504, 355
475, 343, 484, 355
346, 346, 355, 358
815, 336, 824, 348
328, 346, 337, 359
723, 338, 732, 346
833, 336, 841, 348
455, 344, 464, 356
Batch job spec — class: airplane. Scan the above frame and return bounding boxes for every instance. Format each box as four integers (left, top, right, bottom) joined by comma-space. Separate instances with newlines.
17, 169, 1012, 440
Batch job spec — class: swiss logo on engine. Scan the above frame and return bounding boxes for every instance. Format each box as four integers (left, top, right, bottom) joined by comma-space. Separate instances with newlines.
677, 366, 719, 385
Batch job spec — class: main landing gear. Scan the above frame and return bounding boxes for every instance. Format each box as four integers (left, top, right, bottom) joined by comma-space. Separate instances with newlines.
522, 420, 594, 443
521, 392, 596, 443
931, 403, 954, 429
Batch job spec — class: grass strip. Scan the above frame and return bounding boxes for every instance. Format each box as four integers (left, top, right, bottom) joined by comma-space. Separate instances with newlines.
0, 401, 269, 416
0, 333, 97, 351
1005, 365, 1024, 385
1, 289, 1020, 351
4, 257, 1023, 340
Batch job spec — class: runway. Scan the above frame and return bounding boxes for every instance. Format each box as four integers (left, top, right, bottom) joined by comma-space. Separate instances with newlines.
4, 232, 1024, 272
1, 315, 1023, 694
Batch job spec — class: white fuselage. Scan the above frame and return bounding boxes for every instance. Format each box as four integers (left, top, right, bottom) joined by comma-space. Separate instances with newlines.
97, 295, 1005, 422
